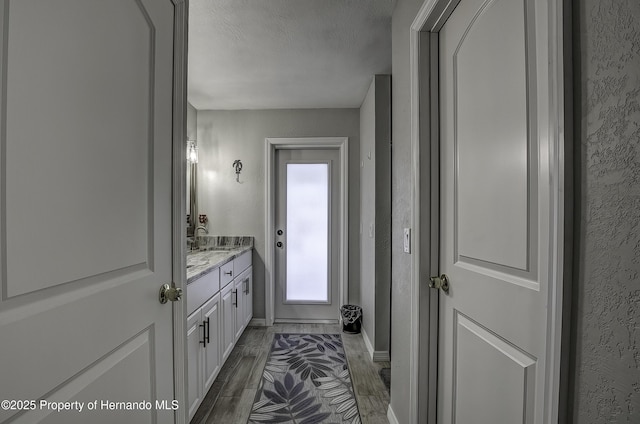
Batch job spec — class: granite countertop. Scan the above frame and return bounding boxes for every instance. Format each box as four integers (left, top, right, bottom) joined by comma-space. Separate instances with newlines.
186, 246, 252, 283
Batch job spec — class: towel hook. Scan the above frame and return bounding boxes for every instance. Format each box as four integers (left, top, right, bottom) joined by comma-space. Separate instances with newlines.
233, 160, 243, 183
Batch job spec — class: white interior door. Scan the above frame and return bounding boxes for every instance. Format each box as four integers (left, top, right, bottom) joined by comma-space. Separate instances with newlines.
274, 149, 340, 321
0, 1, 177, 423
437, 0, 556, 422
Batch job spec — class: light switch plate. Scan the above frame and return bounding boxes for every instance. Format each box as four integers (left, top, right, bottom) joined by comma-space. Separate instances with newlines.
403, 228, 411, 253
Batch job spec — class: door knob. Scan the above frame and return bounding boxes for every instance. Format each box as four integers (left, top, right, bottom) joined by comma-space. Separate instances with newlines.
276, 241, 283, 248
428, 274, 450, 294
159, 284, 183, 304
277, 229, 283, 236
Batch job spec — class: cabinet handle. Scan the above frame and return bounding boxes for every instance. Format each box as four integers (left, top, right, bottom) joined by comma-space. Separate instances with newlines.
205, 318, 210, 344
199, 322, 206, 348
232, 289, 237, 307
224, 270, 233, 276
245, 278, 250, 294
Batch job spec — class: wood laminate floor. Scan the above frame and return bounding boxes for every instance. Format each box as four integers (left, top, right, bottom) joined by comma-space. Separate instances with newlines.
191, 324, 390, 424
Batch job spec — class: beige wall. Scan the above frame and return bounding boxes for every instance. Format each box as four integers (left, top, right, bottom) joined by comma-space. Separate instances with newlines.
196, 109, 361, 319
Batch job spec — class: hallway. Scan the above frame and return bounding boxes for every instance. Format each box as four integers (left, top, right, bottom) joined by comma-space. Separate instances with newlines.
191, 324, 391, 424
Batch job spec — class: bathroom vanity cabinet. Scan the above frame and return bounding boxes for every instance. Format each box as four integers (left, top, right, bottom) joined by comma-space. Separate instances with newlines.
233, 267, 252, 340
186, 248, 253, 420
220, 282, 235, 361
187, 293, 221, 418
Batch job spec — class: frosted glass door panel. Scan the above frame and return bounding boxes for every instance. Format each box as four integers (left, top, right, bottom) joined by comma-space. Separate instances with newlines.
286, 163, 329, 302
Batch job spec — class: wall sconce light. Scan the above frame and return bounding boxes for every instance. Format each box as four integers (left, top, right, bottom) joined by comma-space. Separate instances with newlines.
187, 140, 198, 164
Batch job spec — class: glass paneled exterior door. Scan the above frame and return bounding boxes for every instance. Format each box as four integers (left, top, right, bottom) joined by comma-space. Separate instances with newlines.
274, 148, 340, 321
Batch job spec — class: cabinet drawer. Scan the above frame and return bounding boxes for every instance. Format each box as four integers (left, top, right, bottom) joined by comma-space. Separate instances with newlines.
219, 260, 235, 288
187, 271, 220, 316
234, 250, 252, 275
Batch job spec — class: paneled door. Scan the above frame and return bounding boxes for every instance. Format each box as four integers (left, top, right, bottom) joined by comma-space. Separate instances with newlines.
0, 1, 179, 423
274, 149, 340, 321
436, 0, 558, 422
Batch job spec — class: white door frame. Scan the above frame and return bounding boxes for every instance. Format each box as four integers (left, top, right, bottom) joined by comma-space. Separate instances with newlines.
407, 0, 571, 423
171, 1, 188, 423
265, 137, 349, 326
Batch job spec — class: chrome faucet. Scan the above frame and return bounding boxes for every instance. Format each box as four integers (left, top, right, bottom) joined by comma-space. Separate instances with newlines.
190, 226, 208, 251
187, 237, 197, 252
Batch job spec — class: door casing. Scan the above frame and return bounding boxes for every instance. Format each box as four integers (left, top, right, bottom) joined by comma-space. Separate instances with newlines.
265, 137, 349, 326
406, 0, 572, 423
172, 1, 189, 423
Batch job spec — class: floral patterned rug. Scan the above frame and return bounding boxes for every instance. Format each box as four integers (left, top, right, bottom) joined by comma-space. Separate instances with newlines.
248, 333, 361, 424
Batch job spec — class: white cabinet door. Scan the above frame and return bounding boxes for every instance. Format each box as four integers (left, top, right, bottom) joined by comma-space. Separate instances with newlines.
243, 267, 253, 327
234, 278, 246, 340
221, 283, 236, 361
187, 311, 204, 421
202, 294, 221, 391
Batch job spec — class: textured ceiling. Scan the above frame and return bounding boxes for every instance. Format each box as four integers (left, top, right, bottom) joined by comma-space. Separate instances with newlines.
188, 0, 394, 110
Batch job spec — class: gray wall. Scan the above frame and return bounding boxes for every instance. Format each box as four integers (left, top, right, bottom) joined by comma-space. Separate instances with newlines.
361, 81, 376, 340
360, 76, 392, 353
389, 0, 423, 421
196, 109, 361, 319
570, 0, 640, 422
388, 0, 640, 421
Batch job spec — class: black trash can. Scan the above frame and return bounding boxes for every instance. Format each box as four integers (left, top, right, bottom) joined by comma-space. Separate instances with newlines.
340, 304, 362, 334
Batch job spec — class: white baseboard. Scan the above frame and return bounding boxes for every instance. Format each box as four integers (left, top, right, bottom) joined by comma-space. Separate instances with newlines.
249, 318, 266, 326
387, 404, 400, 424
361, 328, 391, 362
361, 327, 375, 358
